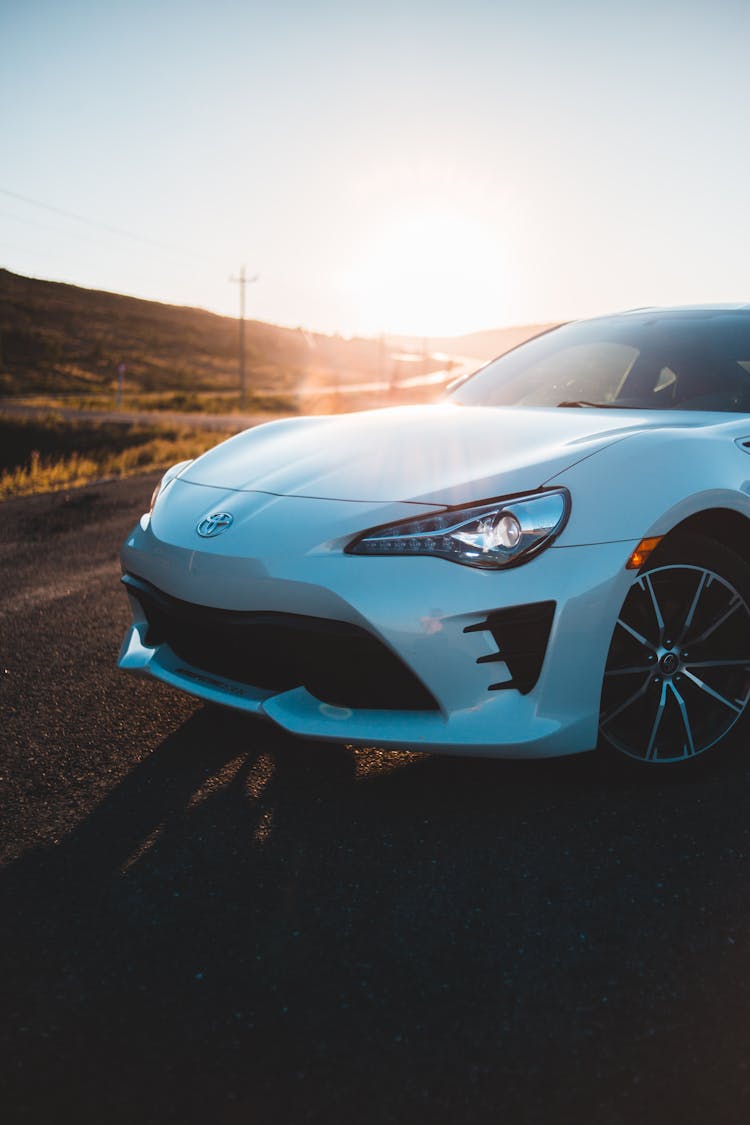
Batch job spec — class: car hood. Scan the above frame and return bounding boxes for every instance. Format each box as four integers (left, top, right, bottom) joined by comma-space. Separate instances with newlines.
180, 404, 700, 505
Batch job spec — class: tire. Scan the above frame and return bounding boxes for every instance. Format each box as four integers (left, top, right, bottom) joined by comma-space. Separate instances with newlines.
598, 532, 750, 768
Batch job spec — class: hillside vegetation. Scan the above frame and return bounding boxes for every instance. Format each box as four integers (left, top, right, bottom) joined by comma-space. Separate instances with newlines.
0, 268, 554, 400
0, 269, 390, 398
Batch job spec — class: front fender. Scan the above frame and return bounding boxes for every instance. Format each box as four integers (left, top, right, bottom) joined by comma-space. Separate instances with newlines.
547, 428, 750, 546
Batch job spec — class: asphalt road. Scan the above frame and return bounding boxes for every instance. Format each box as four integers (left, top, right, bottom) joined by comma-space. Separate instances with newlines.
2, 477, 750, 1124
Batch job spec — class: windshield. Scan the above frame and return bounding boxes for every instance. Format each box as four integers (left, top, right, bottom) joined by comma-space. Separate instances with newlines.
449, 311, 750, 412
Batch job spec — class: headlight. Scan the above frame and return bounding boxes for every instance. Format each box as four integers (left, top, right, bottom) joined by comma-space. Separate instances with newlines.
347, 489, 570, 569
148, 459, 193, 513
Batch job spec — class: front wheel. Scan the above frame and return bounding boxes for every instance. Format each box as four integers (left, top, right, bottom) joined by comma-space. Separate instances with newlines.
599, 533, 750, 766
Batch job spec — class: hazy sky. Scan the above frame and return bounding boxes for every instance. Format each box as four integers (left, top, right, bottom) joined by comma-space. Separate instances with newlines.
2, 0, 749, 336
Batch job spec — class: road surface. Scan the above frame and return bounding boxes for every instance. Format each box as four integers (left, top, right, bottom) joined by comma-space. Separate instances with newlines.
2, 476, 750, 1123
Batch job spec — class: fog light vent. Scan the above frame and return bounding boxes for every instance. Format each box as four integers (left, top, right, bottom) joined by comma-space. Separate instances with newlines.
465, 601, 556, 694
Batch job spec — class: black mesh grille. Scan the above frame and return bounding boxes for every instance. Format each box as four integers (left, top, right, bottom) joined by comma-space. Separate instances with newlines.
123, 574, 437, 711
465, 601, 556, 694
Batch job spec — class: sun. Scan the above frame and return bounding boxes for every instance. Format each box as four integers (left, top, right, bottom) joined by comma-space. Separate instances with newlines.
343, 207, 510, 338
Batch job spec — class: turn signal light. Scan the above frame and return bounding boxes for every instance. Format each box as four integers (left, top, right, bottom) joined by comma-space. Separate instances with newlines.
626, 537, 663, 570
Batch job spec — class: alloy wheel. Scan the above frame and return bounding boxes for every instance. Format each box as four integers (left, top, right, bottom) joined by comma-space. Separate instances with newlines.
600, 562, 750, 763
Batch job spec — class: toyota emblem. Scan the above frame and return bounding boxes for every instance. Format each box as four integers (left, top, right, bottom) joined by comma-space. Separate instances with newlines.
196, 512, 234, 538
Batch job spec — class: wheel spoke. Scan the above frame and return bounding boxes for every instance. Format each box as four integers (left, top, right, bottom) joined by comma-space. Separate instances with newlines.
677, 571, 709, 643
689, 594, 743, 646
668, 682, 696, 757
685, 658, 750, 669
603, 665, 652, 677
682, 669, 745, 714
615, 617, 656, 652
642, 573, 665, 634
600, 677, 651, 726
644, 681, 668, 761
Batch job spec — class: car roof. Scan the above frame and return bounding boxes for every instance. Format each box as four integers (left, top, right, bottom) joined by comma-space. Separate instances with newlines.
615, 304, 750, 317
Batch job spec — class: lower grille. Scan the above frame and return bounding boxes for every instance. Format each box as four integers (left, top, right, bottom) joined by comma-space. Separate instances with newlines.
123, 574, 437, 711
465, 601, 556, 694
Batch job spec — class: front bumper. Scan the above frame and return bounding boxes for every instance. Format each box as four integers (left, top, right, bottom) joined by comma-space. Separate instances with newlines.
118, 485, 641, 758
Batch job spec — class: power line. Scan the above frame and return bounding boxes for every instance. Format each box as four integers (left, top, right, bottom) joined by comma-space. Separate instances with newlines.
0, 207, 110, 247
0, 186, 224, 266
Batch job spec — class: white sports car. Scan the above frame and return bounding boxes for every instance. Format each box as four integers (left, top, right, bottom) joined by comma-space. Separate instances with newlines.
119, 306, 750, 768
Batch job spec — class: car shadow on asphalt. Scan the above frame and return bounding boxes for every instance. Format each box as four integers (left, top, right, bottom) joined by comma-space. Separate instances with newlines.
3, 706, 750, 1124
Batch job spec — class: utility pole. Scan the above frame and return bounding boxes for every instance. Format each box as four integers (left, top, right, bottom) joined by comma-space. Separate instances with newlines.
229, 266, 258, 407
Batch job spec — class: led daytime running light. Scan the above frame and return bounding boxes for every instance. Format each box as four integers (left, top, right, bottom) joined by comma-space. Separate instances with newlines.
349, 489, 569, 569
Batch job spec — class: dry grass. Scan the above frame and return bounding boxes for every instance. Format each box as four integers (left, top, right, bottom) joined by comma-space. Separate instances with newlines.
0, 413, 221, 500
7, 389, 298, 415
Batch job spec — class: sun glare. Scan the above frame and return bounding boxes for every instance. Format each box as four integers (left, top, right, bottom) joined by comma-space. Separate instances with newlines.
343, 208, 509, 338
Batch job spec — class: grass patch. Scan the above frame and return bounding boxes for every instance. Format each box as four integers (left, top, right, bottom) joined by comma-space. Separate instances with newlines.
0, 413, 226, 500
4, 389, 298, 415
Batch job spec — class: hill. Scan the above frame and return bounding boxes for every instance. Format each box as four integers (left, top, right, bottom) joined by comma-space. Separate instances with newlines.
0, 270, 392, 397
0, 268, 558, 398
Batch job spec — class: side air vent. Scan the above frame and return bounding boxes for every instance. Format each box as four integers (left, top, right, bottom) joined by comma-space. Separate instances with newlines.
464, 601, 556, 694
735, 438, 750, 453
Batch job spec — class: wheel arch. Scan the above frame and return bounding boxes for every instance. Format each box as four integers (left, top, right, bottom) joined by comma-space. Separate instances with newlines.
655, 508, 750, 565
